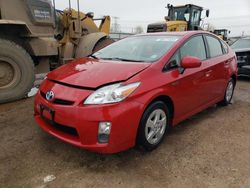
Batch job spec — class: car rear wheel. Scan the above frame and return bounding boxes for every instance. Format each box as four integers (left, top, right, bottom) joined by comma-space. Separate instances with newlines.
218, 78, 235, 106
93, 37, 114, 53
137, 101, 170, 151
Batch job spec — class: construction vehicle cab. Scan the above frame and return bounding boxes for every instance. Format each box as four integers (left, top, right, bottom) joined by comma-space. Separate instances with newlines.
147, 4, 209, 32
213, 29, 230, 41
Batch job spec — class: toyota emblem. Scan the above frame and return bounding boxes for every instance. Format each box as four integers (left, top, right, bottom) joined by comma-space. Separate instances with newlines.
46, 91, 55, 101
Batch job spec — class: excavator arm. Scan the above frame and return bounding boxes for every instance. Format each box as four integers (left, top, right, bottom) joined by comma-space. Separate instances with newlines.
94, 16, 111, 35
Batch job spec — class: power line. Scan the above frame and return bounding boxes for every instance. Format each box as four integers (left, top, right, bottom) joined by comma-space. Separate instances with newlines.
209, 15, 250, 20
212, 24, 250, 28
116, 15, 250, 23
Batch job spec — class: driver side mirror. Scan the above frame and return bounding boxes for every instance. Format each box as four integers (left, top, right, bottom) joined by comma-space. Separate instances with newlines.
181, 56, 201, 69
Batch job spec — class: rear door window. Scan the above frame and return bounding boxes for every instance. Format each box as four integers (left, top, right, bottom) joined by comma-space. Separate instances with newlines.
180, 35, 207, 60
205, 35, 223, 57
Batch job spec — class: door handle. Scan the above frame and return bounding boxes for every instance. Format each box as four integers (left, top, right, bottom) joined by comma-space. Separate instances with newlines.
171, 81, 180, 86
205, 70, 212, 77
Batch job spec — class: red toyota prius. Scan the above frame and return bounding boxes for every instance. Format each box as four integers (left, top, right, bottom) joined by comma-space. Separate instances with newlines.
34, 31, 237, 154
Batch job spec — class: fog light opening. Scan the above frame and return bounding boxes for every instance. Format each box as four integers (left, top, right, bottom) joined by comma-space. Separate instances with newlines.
98, 122, 112, 143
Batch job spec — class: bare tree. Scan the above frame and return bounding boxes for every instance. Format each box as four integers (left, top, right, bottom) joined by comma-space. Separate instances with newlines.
134, 26, 144, 34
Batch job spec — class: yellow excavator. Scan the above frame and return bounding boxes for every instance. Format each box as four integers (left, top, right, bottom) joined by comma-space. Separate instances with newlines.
147, 4, 210, 32
0, 0, 113, 103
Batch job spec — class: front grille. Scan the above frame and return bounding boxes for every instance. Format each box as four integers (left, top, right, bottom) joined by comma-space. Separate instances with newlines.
40, 91, 74, 106
43, 117, 79, 137
53, 99, 74, 105
40, 91, 46, 99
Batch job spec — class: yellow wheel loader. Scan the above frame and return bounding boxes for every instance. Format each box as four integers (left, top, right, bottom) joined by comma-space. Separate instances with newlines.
147, 4, 209, 32
213, 29, 230, 42
0, 0, 113, 103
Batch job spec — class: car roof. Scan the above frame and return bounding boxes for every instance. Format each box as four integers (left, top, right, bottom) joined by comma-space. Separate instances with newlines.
137, 31, 212, 37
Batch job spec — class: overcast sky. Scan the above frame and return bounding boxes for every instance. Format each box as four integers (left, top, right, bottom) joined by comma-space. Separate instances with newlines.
55, 0, 250, 36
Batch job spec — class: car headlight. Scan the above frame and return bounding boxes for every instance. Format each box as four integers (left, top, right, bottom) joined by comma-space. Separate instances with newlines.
84, 82, 141, 105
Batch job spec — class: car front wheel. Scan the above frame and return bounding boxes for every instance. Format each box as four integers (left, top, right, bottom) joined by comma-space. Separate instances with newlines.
137, 101, 170, 151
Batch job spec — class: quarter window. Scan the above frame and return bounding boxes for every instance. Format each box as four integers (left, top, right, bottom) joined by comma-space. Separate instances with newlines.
166, 50, 181, 70
221, 41, 229, 54
180, 36, 207, 60
206, 35, 223, 57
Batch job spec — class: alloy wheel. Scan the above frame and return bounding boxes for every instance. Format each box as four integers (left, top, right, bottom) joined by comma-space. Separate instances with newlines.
145, 109, 167, 145
226, 80, 234, 102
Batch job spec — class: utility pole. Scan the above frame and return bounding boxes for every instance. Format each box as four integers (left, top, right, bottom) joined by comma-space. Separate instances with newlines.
111, 16, 120, 33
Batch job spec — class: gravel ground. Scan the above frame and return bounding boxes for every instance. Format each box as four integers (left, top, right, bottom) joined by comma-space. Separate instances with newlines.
0, 78, 250, 188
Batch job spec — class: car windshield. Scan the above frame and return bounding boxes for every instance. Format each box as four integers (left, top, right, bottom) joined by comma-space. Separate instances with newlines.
231, 38, 250, 49
93, 35, 180, 62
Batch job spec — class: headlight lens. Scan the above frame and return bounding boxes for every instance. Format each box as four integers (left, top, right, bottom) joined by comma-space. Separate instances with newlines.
84, 82, 140, 104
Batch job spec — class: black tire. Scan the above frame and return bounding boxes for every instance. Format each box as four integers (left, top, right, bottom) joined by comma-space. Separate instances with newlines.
93, 37, 114, 53
0, 38, 35, 103
218, 78, 235, 106
136, 101, 170, 151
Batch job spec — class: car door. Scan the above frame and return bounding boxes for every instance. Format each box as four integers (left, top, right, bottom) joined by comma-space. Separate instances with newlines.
204, 35, 229, 99
164, 35, 212, 121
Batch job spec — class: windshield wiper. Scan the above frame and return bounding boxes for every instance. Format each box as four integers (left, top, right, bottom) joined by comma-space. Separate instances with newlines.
88, 54, 99, 59
101, 57, 144, 62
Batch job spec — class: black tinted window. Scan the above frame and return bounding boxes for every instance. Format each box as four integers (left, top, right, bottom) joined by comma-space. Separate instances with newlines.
180, 36, 206, 60
206, 35, 223, 57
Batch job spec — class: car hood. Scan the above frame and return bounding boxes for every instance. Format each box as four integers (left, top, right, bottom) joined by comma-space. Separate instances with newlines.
47, 58, 151, 88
